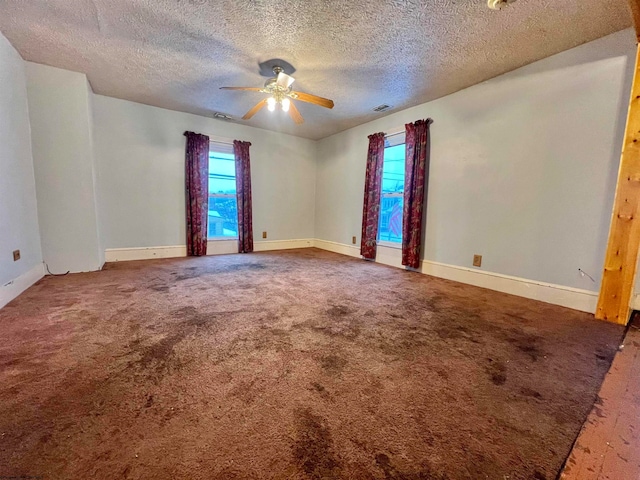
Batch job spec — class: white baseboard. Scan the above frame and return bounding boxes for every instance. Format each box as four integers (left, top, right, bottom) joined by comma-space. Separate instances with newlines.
312, 239, 361, 257
631, 294, 640, 311
254, 239, 314, 251
312, 239, 598, 314
105, 245, 187, 262
0, 263, 45, 309
105, 238, 315, 262
419, 259, 598, 314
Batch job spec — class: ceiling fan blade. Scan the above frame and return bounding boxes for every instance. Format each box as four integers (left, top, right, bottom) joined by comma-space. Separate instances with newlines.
242, 99, 267, 120
288, 100, 304, 125
276, 72, 295, 89
290, 91, 334, 109
220, 87, 263, 91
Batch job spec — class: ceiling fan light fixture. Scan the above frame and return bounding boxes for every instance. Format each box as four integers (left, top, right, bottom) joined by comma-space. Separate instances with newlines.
267, 97, 276, 112
488, 0, 517, 10
282, 98, 290, 112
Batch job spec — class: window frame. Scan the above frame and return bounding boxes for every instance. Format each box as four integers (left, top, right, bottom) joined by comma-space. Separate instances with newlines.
207, 143, 238, 240
377, 131, 406, 248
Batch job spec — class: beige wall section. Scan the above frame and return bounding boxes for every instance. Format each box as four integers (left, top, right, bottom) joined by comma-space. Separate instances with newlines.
0, 32, 42, 290
315, 29, 636, 294
92, 96, 317, 250
25, 62, 103, 273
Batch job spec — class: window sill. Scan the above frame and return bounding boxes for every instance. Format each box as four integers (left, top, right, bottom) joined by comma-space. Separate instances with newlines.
208, 237, 238, 241
378, 241, 402, 250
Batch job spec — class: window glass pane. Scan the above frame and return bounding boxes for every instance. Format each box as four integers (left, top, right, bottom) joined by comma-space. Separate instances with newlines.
208, 151, 238, 238
378, 143, 405, 243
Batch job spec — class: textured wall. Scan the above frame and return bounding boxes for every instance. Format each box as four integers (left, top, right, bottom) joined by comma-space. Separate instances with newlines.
315, 29, 636, 292
26, 62, 103, 273
92, 95, 317, 249
0, 32, 42, 286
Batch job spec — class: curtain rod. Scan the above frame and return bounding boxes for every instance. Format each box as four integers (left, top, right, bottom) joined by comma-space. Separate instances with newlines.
207, 134, 235, 146
385, 131, 405, 138
209, 139, 234, 146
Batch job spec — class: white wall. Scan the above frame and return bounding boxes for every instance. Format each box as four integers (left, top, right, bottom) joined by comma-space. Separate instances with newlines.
26, 62, 103, 273
315, 29, 636, 293
0, 32, 42, 299
92, 96, 317, 250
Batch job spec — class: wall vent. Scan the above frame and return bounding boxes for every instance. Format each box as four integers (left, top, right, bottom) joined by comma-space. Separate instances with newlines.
213, 112, 233, 121
373, 104, 392, 112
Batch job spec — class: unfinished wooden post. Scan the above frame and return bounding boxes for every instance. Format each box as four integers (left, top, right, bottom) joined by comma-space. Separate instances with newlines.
596, 37, 640, 324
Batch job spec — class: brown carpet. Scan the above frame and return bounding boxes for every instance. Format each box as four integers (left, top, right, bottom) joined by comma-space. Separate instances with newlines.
0, 248, 623, 480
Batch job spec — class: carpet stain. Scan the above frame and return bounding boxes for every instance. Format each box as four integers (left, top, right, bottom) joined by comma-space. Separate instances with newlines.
254, 327, 292, 351
219, 262, 267, 273
485, 358, 507, 386
521, 387, 543, 399
376, 330, 429, 357
595, 346, 615, 364
514, 337, 543, 362
172, 306, 215, 328
148, 284, 170, 292
310, 382, 327, 395
135, 333, 183, 370
319, 354, 348, 375
174, 273, 198, 281
375, 452, 448, 480
326, 305, 352, 317
435, 323, 475, 342
305, 319, 362, 341
230, 378, 265, 404
293, 408, 341, 479
500, 328, 544, 362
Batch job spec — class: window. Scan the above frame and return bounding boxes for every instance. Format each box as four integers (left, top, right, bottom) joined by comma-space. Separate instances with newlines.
377, 133, 405, 244
208, 143, 238, 239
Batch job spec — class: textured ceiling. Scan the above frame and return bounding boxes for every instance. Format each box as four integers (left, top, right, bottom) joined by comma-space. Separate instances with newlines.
0, 0, 632, 140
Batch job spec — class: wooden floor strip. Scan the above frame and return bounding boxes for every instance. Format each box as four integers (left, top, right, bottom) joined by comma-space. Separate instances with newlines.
560, 322, 640, 479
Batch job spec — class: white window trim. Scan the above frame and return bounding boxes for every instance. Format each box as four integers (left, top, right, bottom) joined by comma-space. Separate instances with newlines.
378, 240, 402, 249
377, 133, 406, 246
208, 236, 238, 241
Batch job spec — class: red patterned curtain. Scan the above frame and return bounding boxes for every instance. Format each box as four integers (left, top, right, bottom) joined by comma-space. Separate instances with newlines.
360, 132, 386, 260
402, 119, 433, 269
234, 140, 254, 253
184, 131, 210, 256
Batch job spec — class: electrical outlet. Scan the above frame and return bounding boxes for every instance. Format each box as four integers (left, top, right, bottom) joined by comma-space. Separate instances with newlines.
352, 236, 357, 245
473, 254, 482, 268
12, 250, 20, 262
262, 231, 267, 239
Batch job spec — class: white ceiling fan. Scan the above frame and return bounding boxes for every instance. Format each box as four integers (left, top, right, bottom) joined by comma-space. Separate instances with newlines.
220, 66, 335, 125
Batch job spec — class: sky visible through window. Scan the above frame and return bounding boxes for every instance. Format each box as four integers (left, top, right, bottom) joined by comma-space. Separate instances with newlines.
208, 151, 238, 238
378, 143, 405, 243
